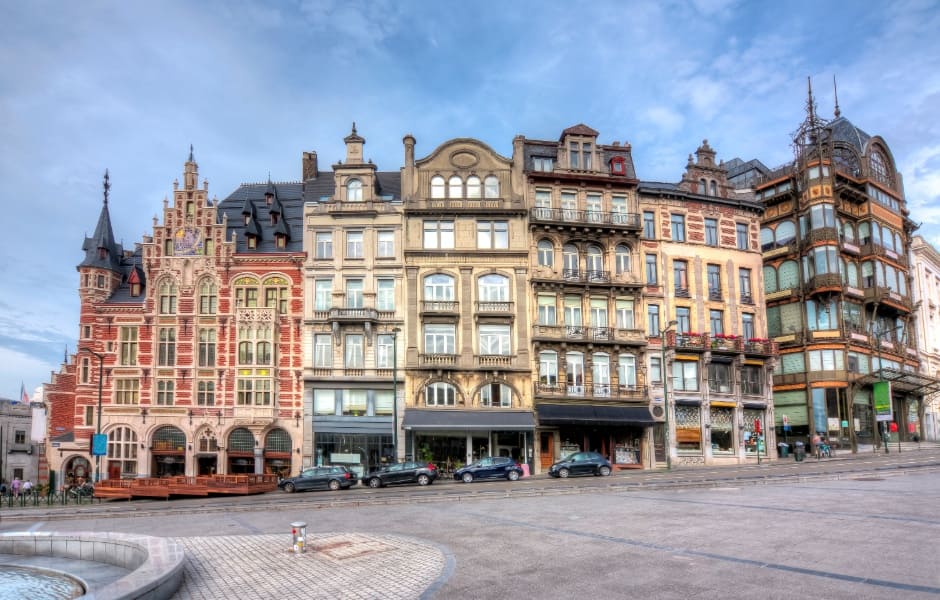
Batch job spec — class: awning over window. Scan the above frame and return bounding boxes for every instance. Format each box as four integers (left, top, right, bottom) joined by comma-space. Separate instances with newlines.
402, 409, 535, 431
536, 404, 655, 426
857, 368, 940, 397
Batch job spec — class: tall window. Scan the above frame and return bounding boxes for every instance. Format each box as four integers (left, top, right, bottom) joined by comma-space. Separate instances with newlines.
156, 379, 175, 406
585, 193, 602, 222
646, 254, 658, 284
611, 196, 627, 223
234, 276, 259, 307
480, 383, 512, 407
377, 278, 395, 311
345, 279, 363, 308
565, 352, 584, 394
197, 380, 215, 406
314, 334, 332, 368
561, 191, 577, 220
643, 211, 656, 239
484, 176, 500, 198
649, 356, 662, 383
674, 260, 689, 295
315, 232, 333, 259
346, 178, 362, 201
114, 379, 139, 405
107, 427, 138, 477
424, 324, 455, 354
615, 244, 631, 274
198, 329, 216, 367
478, 274, 509, 301
742, 313, 755, 340
741, 366, 763, 395
535, 189, 552, 218
376, 334, 394, 369
423, 220, 454, 249
709, 310, 724, 335
119, 327, 138, 366
477, 220, 509, 249
739, 269, 753, 303
671, 214, 686, 242
199, 280, 217, 314
676, 307, 691, 333
81, 358, 90, 383
159, 280, 177, 314
315, 279, 332, 310
564, 295, 582, 326
707, 264, 721, 298
430, 176, 445, 198
466, 176, 482, 198
590, 297, 608, 327
673, 360, 699, 391
157, 327, 176, 366
539, 351, 558, 386
592, 353, 611, 396
449, 176, 463, 198
345, 334, 364, 368
648, 305, 660, 335
615, 299, 634, 329
569, 141, 592, 169
537, 294, 556, 325
377, 230, 394, 257
425, 382, 456, 406
586, 245, 603, 273
346, 231, 363, 258
618, 354, 637, 387
479, 324, 511, 355
563, 244, 579, 273
708, 363, 732, 393
263, 276, 289, 314
736, 223, 749, 250
705, 218, 718, 246
424, 274, 455, 300
537, 239, 554, 267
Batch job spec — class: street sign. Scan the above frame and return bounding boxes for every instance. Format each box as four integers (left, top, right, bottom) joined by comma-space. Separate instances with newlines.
91, 433, 107, 456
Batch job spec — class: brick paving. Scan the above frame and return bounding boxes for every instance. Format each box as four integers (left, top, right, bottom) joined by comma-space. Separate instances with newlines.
174, 532, 448, 599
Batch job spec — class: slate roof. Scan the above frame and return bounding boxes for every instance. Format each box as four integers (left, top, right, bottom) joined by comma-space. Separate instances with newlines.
829, 116, 872, 154
561, 123, 600, 139
522, 139, 637, 179
78, 200, 123, 272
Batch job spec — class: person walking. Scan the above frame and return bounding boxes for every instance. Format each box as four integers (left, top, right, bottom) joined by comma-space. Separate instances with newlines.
22, 479, 32, 496
11, 476, 21, 498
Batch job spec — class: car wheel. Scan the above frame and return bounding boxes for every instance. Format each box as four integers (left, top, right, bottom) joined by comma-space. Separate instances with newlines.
599, 466, 612, 477
507, 470, 520, 481
283, 482, 296, 493
328, 479, 341, 491
417, 474, 430, 486
368, 478, 382, 489
462, 472, 474, 483
558, 468, 570, 478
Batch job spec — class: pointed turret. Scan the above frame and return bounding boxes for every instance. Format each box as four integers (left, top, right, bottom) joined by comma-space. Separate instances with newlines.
183, 144, 198, 190
79, 170, 122, 271
344, 122, 366, 164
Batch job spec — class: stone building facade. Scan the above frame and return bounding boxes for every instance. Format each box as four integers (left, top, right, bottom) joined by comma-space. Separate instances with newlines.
910, 235, 940, 440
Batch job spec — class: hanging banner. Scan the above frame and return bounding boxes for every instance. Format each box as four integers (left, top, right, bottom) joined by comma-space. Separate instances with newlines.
873, 381, 893, 422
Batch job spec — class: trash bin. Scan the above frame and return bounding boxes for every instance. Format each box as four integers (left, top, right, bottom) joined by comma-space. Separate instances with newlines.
793, 441, 805, 462
777, 442, 789, 458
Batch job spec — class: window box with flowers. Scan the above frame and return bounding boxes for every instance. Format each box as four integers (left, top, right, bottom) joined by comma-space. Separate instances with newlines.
745, 338, 775, 355
675, 332, 707, 350
710, 333, 741, 351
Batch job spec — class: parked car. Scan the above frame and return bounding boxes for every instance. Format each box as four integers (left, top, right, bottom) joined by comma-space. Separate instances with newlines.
454, 456, 523, 483
362, 461, 438, 488
547, 451, 612, 478
278, 466, 357, 492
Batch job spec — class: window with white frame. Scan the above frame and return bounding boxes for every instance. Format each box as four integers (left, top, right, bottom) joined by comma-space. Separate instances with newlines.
484, 175, 499, 198
158, 327, 176, 366
564, 295, 582, 326
592, 353, 611, 396
590, 297, 608, 327
314, 334, 332, 368
377, 230, 394, 257
586, 245, 603, 273
119, 327, 138, 366
423, 220, 454, 249
315, 279, 332, 311
615, 244, 631, 274
537, 239, 554, 267
314, 389, 335, 415
430, 176, 445, 198
566, 352, 584, 394
199, 279, 218, 314
618, 354, 637, 388
315, 231, 333, 259
535, 189, 552, 218
156, 379, 175, 405
611, 195, 627, 222
479, 324, 511, 355
345, 279, 363, 308
448, 175, 463, 198
347, 178, 362, 201
477, 220, 508, 249
377, 278, 395, 311
708, 362, 732, 393
424, 273, 455, 300
424, 324, 455, 354
672, 360, 699, 391
377, 334, 394, 369
561, 191, 577, 220
197, 380, 215, 406
563, 244, 579, 273
346, 231, 363, 258
615, 299, 634, 329
425, 382, 456, 406
159, 280, 177, 314
198, 328, 216, 367
114, 379, 139, 405
480, 383, 512, 407
466, 176, 482, 198
537, 294, 556, 325
586, 193, 602, 222
374, 390, 393, 415
342, 390, 367, 415
649, 356, 662, 383
478, 274, 509, 301
539, 351, 558, 386
345, 334, 364, 368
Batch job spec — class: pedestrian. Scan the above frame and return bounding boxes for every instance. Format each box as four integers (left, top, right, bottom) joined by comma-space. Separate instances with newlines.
11, 476, 21, 498
22, 479, 32, 496
0, 480, 6, 496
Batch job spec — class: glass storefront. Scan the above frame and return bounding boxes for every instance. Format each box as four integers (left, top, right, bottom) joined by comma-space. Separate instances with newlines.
314, 432, 392, 479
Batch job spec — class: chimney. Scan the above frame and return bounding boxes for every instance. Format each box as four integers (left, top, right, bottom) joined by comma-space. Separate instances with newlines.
302, 151, 318, 181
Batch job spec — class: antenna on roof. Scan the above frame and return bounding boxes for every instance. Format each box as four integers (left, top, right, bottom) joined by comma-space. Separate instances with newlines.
189, 144, 194, 162
103, 169, 111, 206
833, 75, 841, 118
806, 76, 817, 123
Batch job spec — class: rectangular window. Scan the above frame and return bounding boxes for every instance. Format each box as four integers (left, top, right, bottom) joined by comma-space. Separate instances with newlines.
707, 264, 721, 299
671, 214, 686, 242
345, 334, 364, 368
563, 295, 582, 326
615, 299, 635, 329
648, 304, 660, 336
673, 260, 688, 295
645, 254, 658, 284
585, 193, 602, 222
315, 231, 333, 259
710, 310, 724, 335
479, 324, 511, 355
533, 156, 554, 172
643, 211, 656, 239
377, 278, 395, 311
618, 354, 637, 387
477, 220, 509, 249
676, 307, 691, 333
114, 379, 139, 405
708, 363, 732, 393
157, 327, 176, 366
84, 406, 93, 427
569, 141, 580, 169
424, 220, 454, 249
314, 389, 335, 415
649, 356, 662, 384
673, 360, 699, 391
342, 390, 367, 416
539, 352, 558, 386
376, 334, 394, 369
197, 380, 215, 406
345, 279, 363, 308
346, 231, 363, 258
377, 230, 394, 257
81, 358, 90, 384
561, 191, 577, 220
156, 379, 174, 406
119, 327, 138, 366
537, 294, 557, 325
739, 269, 753, 303
742, 313, 755, 340
198, 328, 216, 367
424, 324, 456, 354
736, 223, 749, 250
705, 218, 718, 246
375, 390, 393, 415
611, 196, 627, 223
741, 366, 763, 395
315, 279, 332, 311
589, 297, 608, 327
314, 334, 332, 368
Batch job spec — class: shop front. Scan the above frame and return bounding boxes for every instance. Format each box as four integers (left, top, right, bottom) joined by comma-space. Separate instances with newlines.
536, 404, 654, 470
151, 426, 186, 477
402, 409, 536, 476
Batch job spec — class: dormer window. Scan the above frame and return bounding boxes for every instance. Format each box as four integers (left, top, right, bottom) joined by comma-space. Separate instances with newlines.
244, 214, 250, 226
247, 236, 257, 249
710, 180, 718, 196
569, 141, 592, 170
533, 157, 554, 172
98, 247, 108, 259
271, 212, 279, 226
610, 156, 626, 176
347, 178, 362, 202
275, 234, 286, 249
131, 282, 141, 296
699, 178, 708, 195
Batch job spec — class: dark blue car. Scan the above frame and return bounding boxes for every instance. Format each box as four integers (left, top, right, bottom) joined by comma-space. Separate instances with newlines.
547, 451, 612, 478
454, 456, 523, 483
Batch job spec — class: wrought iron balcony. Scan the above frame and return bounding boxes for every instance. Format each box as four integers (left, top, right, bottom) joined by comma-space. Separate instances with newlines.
533, 382, 647, 402
532, 325, 647, 345
529, 207, 641, 230
562, 269, 611, 284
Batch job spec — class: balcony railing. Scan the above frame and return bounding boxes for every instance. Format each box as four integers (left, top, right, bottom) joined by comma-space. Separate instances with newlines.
742, 339, 777, 356
475, 354, 514, 368
708, 288, 723, 301
421, 301, 459, 313
530, 207, 641, 229
328, 307, 379, 321
418, 353, 458, 367
562, 269, 611, 284
674, 286, 690, 298
534, 382, 647, 401
475, 301, 514, 313
532, 325, 647, 345
806, 273, 842, 293
801, 227, 840, 247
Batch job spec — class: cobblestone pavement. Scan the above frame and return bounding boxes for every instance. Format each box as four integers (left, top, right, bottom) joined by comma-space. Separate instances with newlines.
174, 532, 450, 600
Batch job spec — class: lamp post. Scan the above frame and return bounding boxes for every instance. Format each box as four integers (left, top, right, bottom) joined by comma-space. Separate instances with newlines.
660, 320, 679, 471
81, 347, 104, 482
873, 324, 905, 455
391, 327, 401, 462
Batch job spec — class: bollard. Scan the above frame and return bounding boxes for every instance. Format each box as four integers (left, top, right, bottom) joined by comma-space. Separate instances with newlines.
291, 521, 307, 554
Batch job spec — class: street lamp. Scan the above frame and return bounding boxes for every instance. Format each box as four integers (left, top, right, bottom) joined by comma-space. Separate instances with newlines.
391, 327, 401, 462
660, 320, 679, 471
81, 347, 104, 482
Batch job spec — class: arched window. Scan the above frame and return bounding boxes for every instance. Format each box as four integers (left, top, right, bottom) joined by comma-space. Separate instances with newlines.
425, 382, 456, 406
158, 280, 177, 314
763, 266, 778, 293
107, 426, 138, 478
153, 426, 186, 452
699, 178, 708, 194
478, 274, 509, 301
198, 279, 217, 314
586, 245, 603, 273
776, 221, 796, 247
430, 176, 445, 198
228, 428, 255, 452
760, 228, 775, 252
894, 231, 903, 254
265, 428, 291, 453
347, 178, 362, 201
448, 176, 463, 198
466, 176, 482, 198
615, 244, 631, 274
563, 244, 579, 273
479, 383, 512, 407
858, 222, 871, 245
238, 340, 254, 364
709, 180, 717, 196
424, 273, 455, 300
484, 176, 499, 198
256, 341, 272, 365
870, 149, 889, 184
537, 239, 554, 267
234, 276, 260, 308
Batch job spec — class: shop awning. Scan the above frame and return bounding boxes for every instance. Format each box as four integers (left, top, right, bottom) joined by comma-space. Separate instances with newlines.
536, 404, 655, 426
402, 409, 535, 431
857, 368, 940, 397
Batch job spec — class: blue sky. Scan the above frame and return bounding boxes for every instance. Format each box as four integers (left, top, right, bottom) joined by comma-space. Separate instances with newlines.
2, 0, 939, 399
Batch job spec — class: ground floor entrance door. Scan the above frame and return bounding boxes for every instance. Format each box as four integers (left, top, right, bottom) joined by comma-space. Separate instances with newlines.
197, 455, 218, 476
539, 432, 554, 470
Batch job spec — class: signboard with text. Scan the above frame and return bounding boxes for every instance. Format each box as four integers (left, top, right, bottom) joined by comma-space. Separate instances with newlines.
873, 381, 893, 422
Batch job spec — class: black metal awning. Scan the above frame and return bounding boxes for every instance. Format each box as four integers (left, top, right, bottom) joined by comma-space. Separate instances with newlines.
536, 404, 655, 426
402, 409, 535, 431
857, 368, 940, 397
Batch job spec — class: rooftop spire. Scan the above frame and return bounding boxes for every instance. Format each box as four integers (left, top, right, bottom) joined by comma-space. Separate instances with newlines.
833, 75, 841, 118
805, 76, 817, 124
189, 144, 195, 162
102, 169, 111, 206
